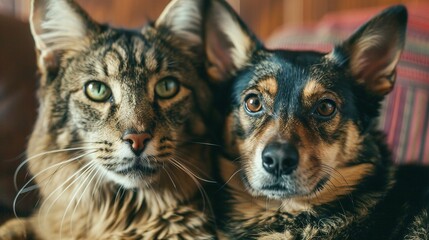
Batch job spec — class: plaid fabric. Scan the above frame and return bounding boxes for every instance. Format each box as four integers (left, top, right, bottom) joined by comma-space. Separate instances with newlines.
267, 3, 429, 164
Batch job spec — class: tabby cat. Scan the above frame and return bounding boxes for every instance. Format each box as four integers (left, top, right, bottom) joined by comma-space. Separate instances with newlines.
0, 0, 217, 239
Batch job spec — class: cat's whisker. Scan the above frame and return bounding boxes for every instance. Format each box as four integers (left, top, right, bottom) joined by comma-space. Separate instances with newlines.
140, 156, 165, 208
14, 150, 97, 218
58, 163, 97, 238
16, 149, 94, 193
169, 139, 221, 148
14, 147, 98, 190
173, 162, 215, 184
19, 150, 97, 194
39, 161, 96, 225
146, 180, 164, 211
68, 164, 99, 235
91, 166, 105, 198
170, 158, 214, 215
86, 166, 106, 233
162, 164, 177, 190
173, 151, 216, 184
219, 168, 243, 190
114, 186, 124, 204
17, 184, 40, 194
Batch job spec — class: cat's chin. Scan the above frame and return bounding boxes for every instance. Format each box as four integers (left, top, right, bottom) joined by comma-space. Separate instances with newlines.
106, 171, 160, 189
95, 164, 160, 189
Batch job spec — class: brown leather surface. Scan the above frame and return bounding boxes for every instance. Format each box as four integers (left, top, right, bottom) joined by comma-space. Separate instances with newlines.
0, 14, 37, 223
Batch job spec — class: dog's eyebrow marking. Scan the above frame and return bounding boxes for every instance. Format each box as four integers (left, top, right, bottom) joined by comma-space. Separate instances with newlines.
303, 80, 324, 99
257, 77, 278, 96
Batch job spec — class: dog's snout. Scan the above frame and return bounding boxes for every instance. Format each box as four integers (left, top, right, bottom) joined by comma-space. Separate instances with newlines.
262, 142, 299, 175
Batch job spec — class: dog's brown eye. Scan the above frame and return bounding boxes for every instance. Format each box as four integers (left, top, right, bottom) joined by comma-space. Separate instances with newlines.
245, 95, 263, 113
316, 99, 336, 117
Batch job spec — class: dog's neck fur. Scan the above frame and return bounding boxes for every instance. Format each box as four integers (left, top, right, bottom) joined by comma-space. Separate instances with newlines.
218, 130, 396, 239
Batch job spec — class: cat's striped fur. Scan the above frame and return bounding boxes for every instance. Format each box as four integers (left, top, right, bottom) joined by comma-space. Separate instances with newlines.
0, 0, 217, 239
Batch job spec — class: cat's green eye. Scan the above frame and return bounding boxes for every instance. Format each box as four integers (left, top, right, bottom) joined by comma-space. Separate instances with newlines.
84, 81, 112, 102
155, 77, 180, 99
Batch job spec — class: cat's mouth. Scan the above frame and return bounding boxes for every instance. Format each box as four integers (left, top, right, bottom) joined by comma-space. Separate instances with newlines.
115, 162, 159, 176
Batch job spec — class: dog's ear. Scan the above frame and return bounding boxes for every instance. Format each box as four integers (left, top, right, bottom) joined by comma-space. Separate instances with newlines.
30, 0, 97, 73
332, 5, 407, 96
155, 0, 205, 57
204, 0, 262, 81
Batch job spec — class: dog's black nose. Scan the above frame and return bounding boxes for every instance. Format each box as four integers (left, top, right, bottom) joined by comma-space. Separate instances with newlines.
262, 142, 299, 175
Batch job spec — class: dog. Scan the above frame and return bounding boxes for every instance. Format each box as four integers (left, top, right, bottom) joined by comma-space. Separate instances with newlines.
197, 1, 429, 239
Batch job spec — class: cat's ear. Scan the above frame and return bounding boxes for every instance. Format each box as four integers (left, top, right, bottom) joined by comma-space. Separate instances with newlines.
30, 0, 96, 71
204, 0, 262, 81
331, 5, 407, 96
154, 0, 205, 57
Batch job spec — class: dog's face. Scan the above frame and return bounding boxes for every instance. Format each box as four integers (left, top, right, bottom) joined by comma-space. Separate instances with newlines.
229, 52, 365, 199
204, 2, 407, 201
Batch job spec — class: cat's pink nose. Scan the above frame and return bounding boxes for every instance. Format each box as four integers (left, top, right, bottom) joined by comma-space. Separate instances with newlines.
122, 131, 152, 155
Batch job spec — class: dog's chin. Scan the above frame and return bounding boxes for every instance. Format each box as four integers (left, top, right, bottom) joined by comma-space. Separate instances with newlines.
249, 185, 307, 200
245, 173, 329, 200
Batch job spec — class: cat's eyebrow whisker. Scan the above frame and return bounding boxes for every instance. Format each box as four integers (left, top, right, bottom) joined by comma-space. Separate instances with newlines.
14, 147, 99, 190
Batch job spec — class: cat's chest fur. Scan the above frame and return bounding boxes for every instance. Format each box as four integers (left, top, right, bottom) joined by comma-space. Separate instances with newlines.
26, 136, 214, 239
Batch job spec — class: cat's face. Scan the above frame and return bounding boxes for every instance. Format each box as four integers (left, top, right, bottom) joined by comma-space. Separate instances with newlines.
30, 0, 211, 189
62, 28, 210, 188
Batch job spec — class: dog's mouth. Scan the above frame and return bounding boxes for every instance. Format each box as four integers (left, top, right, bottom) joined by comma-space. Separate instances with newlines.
257, 175, 330, 199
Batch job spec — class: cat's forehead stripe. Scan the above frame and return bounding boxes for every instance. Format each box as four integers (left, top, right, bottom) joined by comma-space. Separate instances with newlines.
103, 50, 122, 77
132, 36, 145, 66
144, 47, 159, 73
111, 42, 128, 63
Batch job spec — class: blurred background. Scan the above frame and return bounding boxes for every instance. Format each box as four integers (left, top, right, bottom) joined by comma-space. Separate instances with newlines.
0, 0, 428, 224
0, 0, 426, 40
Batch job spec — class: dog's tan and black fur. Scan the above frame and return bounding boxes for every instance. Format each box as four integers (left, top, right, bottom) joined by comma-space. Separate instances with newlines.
197, 1, 429, 239
0, 0, 218, 239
